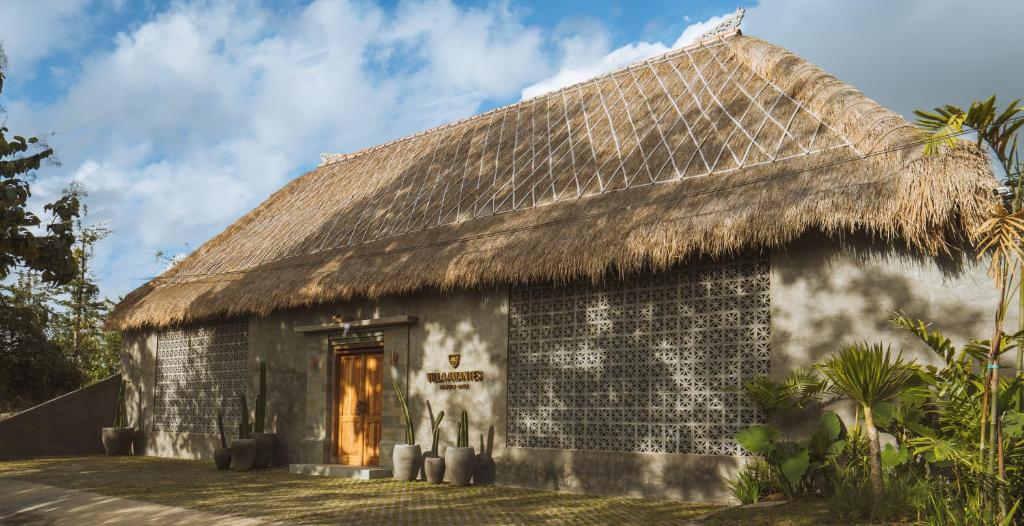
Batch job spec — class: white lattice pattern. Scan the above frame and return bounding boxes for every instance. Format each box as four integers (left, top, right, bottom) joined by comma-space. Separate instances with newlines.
168, 37, 851, 283
507, 257, 770, 455
153, 322, 249, 435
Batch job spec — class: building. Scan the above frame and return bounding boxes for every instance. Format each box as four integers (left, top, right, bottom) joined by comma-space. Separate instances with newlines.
108, 21, 998, 501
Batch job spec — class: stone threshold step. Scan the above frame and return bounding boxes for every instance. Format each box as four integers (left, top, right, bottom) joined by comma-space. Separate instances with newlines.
289, 463, 392, 480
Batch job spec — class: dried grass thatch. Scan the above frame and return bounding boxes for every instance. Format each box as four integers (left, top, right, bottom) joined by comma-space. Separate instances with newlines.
108, 33, 997, 330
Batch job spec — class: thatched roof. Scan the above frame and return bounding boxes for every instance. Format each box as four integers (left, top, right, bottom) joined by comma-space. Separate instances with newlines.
109, 31, 996, 330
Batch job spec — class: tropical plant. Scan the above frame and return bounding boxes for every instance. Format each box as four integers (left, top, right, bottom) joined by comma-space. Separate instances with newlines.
392, 381, 414, 445
742, 367, 826, 419
826, 464, 924, 523
816, 343, 918, 495
217, 412, 228, 449
735, 410, 848, 499
727, 458, 774, 504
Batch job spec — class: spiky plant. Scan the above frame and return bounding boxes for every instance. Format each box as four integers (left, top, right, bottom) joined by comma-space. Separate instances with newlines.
238, 394, 250, 440
217, 412, 228, 448
427, 400, 444, 458
254, 361, 267, 434
457, 410, 469, 448
392, 381, 414, 445
113, 379, 127, 428
817, 343, 918, 495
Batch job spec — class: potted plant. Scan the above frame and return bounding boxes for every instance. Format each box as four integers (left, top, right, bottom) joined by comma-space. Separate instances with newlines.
230, 395, 257, 471
445, 410, 475, 486
251, 361, 275, 468
214, 412, 231, 470
391, 381, 421, 481
101, 379, 135, 455
423, 401, 445, 484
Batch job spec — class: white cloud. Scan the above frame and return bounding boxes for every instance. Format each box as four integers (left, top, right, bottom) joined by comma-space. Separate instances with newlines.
520, 11, 732, 100
0, 0, 92, 77
5, 0, 560, 296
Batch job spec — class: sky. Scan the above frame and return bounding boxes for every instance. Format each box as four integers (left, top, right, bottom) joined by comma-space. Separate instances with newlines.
0, 0, 1021, 300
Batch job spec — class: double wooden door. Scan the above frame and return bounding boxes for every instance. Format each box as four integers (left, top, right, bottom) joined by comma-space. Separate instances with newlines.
335, 350, 383, 466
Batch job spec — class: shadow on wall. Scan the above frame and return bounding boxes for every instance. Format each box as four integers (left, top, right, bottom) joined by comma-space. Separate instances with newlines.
771, 231, 1007, 375
0, 375, 121, 460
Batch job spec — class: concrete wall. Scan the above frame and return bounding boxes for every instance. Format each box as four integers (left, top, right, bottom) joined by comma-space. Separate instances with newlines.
120, 232, 1008, 502
0, 375, 121, 459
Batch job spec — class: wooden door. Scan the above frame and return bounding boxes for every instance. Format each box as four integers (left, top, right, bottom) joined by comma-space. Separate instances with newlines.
336, 352, 383, 466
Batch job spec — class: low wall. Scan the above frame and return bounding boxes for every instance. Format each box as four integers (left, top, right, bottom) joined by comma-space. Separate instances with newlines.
0, 375, 122, 459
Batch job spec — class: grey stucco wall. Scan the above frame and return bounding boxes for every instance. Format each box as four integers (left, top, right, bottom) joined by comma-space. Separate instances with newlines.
120, 232, 1009, 502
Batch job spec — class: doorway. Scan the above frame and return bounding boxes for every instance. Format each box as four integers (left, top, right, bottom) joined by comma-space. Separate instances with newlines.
334, 345, 383, 466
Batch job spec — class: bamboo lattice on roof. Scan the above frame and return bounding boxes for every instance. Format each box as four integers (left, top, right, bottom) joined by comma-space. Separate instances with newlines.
108, 33, 997, 330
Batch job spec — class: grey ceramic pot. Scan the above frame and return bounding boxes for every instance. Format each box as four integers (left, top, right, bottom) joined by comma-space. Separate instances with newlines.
101, 427, 134, 456
230, 438, 257, 471
445, 446, 475, 486
252, 432, 274, 468
392, 444, 422, 481
424, 455, 446, 484
214, 446, 232, 470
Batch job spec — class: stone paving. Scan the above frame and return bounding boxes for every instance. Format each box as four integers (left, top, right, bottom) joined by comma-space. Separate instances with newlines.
0, 456, 719, 525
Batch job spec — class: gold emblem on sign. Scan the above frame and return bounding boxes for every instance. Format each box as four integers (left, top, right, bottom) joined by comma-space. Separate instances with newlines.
449, 354, 461, 369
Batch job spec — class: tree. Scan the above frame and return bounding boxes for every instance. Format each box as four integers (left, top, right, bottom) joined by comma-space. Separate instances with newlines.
817, 343, 918, 495
0, 43, 80, 285
0, 272, 79, 413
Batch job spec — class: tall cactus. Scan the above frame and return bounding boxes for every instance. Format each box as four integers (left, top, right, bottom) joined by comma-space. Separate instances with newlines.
457, 409, 469, 448
113, 379, 127, 428
254, 361, 267, 434
392, 381, 414, 445
217, 412, 228, 448
427, 400, 444, 458
238, 394, 250, 439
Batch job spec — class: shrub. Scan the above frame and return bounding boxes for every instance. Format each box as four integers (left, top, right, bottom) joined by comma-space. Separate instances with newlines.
727, 459, 775, 504
826, 464, 924, 523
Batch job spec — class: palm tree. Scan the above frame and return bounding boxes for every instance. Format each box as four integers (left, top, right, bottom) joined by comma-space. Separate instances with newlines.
817, 343, 918, 494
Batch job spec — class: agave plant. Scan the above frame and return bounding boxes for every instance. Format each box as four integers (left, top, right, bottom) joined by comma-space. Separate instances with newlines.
817, 343, 918, 495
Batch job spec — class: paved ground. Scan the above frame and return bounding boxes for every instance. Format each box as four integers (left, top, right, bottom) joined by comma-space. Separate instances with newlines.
0, 456, 719, 525
0, 479, 270, 525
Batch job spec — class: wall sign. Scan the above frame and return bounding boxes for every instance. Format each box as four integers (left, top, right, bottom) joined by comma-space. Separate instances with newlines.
426, 353, 484, 390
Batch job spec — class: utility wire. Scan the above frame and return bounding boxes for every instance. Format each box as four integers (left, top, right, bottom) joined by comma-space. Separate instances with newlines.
146, 115, 1024, 286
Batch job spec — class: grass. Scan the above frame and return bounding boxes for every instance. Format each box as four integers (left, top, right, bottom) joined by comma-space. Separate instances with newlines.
703, 499, 914, 526
0, 455, 718, 525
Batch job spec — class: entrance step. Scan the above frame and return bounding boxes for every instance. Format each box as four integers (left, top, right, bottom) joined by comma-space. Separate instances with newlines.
289, 463, 392, 480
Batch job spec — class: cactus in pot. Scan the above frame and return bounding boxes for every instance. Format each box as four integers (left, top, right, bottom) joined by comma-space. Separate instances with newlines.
101, 379, 135, 455
230, 394, 256, 471
391, 381, 421, 481
214, 412, 231, 470
251, 360, 274, 468
445, 409, 475, 486
423, 401, 446, 483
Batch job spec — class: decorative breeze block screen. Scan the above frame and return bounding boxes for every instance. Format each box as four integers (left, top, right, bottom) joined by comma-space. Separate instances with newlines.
153, 321, 248, 434
507, 256, 770, 455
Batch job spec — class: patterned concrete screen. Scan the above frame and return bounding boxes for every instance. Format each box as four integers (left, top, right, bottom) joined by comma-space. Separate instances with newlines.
507, 256, 770, 455
153, 322, 249, 434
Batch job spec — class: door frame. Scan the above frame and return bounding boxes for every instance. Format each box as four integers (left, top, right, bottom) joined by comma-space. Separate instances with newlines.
330, 340, 384, 466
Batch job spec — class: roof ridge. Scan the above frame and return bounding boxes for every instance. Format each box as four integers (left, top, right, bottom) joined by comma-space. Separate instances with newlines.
318, 29, 742, 168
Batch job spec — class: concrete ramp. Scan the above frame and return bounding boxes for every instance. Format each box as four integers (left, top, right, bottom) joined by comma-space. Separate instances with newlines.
0, 375, 122, 459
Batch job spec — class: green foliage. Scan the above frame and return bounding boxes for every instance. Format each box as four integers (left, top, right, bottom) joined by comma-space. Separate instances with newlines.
457, 409, 469, 448
734, 410, 848, 499
915, 96, 1022, 180
0, 273, 79, 412
727, 459, 774, 505
826, 466, 924, 523
742, 367, 825, 419
254, 361, 266, 433
217, 412, 227, 448
0, 44, 80, 285
238, 395, 250, 440
392, 381, 414, 445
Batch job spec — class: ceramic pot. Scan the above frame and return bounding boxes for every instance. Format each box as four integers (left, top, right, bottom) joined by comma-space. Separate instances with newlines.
230, 438, 257, 471
392, 444, 422, 481
252, 432, 275, 468
101, 427, 134, 456
445, 446, 475, 487
474, 453, 496, 485
214, 446, 232, 470
424, 456, 446, 484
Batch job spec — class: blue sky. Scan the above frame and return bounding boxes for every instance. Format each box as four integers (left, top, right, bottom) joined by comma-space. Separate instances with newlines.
0, 0, 1020, 300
